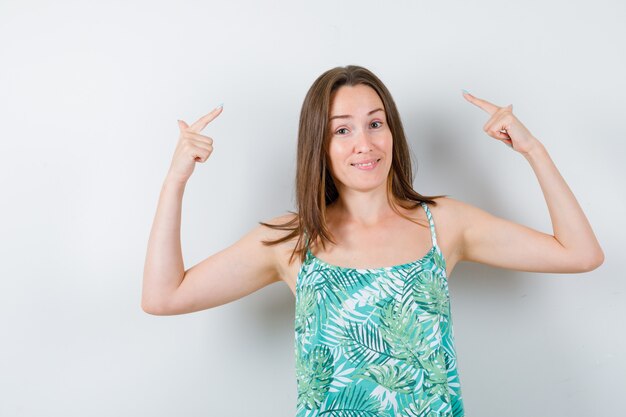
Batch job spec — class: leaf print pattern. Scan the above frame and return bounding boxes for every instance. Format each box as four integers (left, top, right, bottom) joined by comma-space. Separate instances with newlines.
378, 298, 437, 368
296, 345, 335, 410
324, 384, 382, 416
295, 284, 317, 335
355, 363, 417, 394
295, 202, 464, 416
338, 320, 393, 368
412, 270, 450, 317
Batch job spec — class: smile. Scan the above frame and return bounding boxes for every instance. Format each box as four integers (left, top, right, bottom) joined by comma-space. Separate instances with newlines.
351, 158, 381, 170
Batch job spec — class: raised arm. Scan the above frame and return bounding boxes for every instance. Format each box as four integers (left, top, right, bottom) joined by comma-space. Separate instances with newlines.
457, 91, 604, 273
141, 105, 282, 315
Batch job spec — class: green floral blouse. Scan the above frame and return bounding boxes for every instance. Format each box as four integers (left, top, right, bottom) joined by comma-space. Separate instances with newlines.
295, 202, 464, 416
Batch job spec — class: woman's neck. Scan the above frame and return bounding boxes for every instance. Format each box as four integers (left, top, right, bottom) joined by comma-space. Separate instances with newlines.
328, 190, 397, 228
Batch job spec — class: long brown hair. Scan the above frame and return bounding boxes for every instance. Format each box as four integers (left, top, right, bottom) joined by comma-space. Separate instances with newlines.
259, 65, 447, 264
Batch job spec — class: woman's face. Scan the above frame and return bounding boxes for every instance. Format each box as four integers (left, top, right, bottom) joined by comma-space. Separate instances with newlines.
326, 84, 393, 197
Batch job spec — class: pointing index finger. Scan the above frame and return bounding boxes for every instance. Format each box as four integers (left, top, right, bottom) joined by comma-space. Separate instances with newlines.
462, 91, 500, 115
190, 104, 223, 132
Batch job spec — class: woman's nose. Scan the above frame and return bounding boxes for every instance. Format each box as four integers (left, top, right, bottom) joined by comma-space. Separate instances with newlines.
354, 130, 373, 152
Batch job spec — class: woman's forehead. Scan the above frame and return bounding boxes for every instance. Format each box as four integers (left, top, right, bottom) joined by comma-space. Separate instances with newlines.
329, 84, 384, 117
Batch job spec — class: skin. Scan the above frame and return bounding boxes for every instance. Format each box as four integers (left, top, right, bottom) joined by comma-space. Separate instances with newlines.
141, 86, 605, 315
307, 84, 446, 273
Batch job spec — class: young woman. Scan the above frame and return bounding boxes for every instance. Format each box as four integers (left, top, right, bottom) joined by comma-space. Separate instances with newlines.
142, 65, 604, 416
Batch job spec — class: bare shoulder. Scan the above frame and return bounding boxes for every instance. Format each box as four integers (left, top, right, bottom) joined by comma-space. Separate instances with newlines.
430, 196, 516, 265
257, 211, 299, 240
257, 211, 302, 286
429, 195, 478, 222
427, 195, 465, 226
431, 195, 501, 233
429, 195, 494, 242
425, 196, 473, 276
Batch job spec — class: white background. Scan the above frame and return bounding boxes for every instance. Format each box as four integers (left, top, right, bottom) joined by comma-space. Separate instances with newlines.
1, 0, 624, 416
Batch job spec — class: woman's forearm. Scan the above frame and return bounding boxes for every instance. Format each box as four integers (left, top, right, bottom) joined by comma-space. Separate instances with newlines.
523, 140, 604, 266
141, 177, 187, 312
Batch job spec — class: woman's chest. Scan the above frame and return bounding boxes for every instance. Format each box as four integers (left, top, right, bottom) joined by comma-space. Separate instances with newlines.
280, 202, 464, 296
281, 240, 461, 297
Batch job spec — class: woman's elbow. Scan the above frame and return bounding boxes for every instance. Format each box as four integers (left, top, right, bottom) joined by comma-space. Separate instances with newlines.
580, 249, 605, 272
141, 297, 172, 316
141, 300, 163, 315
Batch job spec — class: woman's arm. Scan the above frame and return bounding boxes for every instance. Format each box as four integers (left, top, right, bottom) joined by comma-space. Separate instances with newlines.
141, 106, 282, 315
457, 92, 604, 273
142, 177, 283, 316
141, 177, 187, 313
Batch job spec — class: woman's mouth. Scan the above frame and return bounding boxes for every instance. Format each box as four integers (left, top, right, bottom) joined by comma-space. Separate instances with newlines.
351, 158, 381, 170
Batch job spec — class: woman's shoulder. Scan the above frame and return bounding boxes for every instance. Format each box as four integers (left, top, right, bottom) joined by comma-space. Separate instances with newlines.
397, 196, 457, 220
256, 211, 300, 241
422, 196, 469, 234
426, 196, 495, 243
428, 195, 486, 220
261, 211, 299, 227
427, 195, 466, 214
269, 211, 299, 223
256, 212, 303, 286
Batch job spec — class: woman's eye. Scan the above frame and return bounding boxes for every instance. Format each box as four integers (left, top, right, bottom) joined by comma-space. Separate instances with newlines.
336, 128, 349, 135
371, 121, 382, 128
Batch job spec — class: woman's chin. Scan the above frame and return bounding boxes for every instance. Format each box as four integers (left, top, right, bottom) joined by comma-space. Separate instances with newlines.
338, 180, 388, 194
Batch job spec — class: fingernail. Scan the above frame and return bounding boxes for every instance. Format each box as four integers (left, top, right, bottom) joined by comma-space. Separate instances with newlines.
462, 89, 470, 95
217, 103, 223, 108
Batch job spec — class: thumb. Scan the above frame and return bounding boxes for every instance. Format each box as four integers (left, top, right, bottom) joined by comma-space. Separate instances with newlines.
177, 119, 189, 131
506, 104, 513, 110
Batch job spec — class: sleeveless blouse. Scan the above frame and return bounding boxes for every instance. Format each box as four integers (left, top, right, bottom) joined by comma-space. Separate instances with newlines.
294, 202, 464, 416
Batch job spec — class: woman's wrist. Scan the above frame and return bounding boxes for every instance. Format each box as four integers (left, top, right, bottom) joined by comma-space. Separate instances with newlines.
522, 137, 546, 161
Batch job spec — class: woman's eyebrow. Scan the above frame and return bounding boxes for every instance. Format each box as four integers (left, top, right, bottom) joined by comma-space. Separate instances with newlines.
329, 108, 384, 121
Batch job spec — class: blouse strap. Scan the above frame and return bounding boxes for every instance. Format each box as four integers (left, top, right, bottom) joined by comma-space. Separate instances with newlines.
420, 201, 438, 248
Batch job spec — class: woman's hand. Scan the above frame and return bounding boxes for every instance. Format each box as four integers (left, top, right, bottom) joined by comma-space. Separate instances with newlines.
462, 91, 541, 155
166, 104, 223, 184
